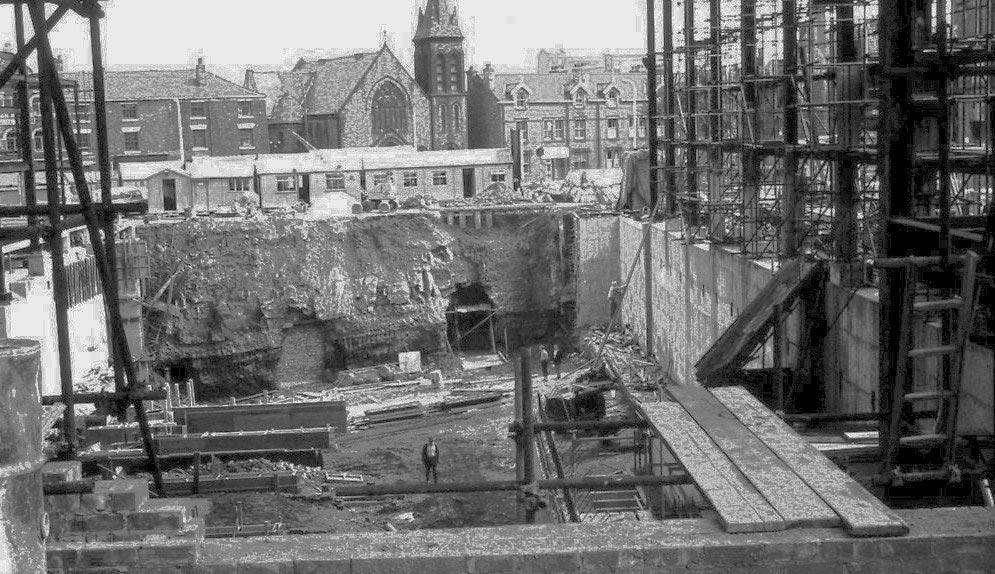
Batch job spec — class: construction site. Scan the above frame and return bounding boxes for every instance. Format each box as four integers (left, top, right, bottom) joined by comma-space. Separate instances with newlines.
1, 0, 994, 572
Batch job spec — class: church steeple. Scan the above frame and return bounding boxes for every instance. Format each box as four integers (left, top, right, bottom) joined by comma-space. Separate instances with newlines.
413, 0, 467, 150
414, 0, 463, 41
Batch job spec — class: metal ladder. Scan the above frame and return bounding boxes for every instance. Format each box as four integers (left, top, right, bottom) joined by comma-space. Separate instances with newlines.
878, 252, 980, 480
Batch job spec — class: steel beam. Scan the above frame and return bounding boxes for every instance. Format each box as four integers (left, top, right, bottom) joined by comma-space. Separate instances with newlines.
331, 474, 692, 497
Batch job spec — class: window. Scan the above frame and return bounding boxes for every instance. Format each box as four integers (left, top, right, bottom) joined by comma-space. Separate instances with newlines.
238, 100, 254, 117
516, 120, 529, 142
453, 102, 461, 131
438, 103, 447, 132
325, 172, 345, 190
573, 119, 587, 140
523, 150, 532, 176
228, 177, 251, 192
637, 117, 647, 138
372, 172, 391, 186
436, 54, 446, 91
239, 128, 254, 148
606, 88, 619, 108
607, 118, 619, 139
75, 102, 92, 122
121, 102, 138, 120
190, 128, 207, 149
3, 130, 17, 152
607, 148, 622, 167
449, 61, 459, 92
371, 81, 410, 143
33, 129, 43, 152
403, 172, 418, 187
543, 119, 564, 141
31, 96, 40, 116
432, 171, 447, 186
571, 149, 591, 170
276, 175, 296, 192
123, 130, 140, 152
514, 89, 528, 109
77, 132, 91, 152
189, 101, 207, 118
0, 92, 13, 108
490, 170, 507, 183
573, 90, 586, 107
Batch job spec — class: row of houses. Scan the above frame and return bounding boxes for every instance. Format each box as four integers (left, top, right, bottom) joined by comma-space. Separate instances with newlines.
120, 146, 513, 213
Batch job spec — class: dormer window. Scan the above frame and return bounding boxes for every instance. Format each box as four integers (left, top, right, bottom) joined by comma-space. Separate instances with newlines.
515, 89, 528, 110
573, 90, 586, 107
606, 88, 619, 108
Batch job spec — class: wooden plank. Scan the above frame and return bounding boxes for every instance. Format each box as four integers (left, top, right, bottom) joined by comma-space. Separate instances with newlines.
668, 385, 841, 528
639, 400, 786, 533
712, 387, 909, 537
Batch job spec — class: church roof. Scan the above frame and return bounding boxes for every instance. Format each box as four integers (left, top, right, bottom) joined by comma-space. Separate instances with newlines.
414, 0, 463, 41
295, 51, 380, 115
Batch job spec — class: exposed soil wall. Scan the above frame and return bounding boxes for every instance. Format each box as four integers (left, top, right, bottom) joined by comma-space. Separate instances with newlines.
138, 212, 567, 398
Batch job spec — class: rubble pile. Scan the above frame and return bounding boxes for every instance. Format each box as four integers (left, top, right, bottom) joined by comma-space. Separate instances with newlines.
580, 327, 668, 391
556, 169, 622, 208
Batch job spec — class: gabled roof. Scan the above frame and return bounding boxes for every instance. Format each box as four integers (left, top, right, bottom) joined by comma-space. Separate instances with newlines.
491, 72, 648, 102
248, 70, 314, 123
66, 69, 264, 101
414, 0, 463, 41
298, 51, 380, 115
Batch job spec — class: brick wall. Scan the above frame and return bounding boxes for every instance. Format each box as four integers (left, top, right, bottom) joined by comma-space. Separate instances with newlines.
188, 507, 994, 573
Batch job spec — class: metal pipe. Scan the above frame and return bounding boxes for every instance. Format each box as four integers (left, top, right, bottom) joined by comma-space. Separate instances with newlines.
645, 0, 659, 213
520, 347, 536, 523
531, 418, 650, 432
331, 474, 692, 497
33, 16, 76, 459
42, 390, 167, 405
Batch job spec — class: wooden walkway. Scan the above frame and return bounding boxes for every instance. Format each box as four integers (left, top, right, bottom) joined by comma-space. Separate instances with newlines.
638, 385, 908, 537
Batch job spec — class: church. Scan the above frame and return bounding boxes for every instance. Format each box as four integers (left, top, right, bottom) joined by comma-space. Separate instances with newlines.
245, 0, 468, 152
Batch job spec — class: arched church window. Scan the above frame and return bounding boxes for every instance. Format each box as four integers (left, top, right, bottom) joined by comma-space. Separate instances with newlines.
449, 61, 459, 92
438, 103, 447, 132
371, 81, 409, 142
453, 102, 461, 131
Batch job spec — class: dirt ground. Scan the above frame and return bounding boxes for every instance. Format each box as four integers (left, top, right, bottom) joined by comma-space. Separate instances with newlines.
204, 360, 524, 533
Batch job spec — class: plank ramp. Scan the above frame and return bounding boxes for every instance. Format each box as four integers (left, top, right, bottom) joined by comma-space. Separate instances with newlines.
667, 384, 841, 528
639, 400, 786, 533
711, 386, 909, 537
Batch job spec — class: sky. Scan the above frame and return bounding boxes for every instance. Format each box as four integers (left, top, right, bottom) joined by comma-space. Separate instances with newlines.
0, 0, 650, 81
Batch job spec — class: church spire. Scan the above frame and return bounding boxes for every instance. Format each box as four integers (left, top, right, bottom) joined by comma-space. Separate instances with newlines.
414, 0, 463, 41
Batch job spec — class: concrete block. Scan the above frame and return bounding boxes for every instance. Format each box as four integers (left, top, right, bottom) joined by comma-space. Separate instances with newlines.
83, 513, 126, 533
137, 540, 199, 564
80, 494, 110, 513
79, 545, 139, 567
578, 550, 621, 572
46, 547, 80, 570
43, 461, 83, 484
95, 480, 150, 512
293, 559, 351, 574
45, 494, 81, 513
126, 509, 185, 532
467, 555, 514, 574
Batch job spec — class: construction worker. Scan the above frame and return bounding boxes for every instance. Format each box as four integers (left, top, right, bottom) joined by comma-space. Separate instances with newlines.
422, 438, 440, 484
552, 343, 564, 379
539, 345, 551, 382
607, 280, 627, 322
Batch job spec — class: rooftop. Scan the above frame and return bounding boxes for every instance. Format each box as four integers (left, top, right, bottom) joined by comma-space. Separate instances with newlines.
65, 68, 265, 101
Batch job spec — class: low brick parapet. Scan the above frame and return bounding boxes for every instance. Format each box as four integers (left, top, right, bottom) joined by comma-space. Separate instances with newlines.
182, 507, 995, 573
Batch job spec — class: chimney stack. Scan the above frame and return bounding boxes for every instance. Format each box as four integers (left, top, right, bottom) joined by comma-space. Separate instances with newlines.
243, 68, 256, 91
195, 57, 206, 86
482, 62, 494, 90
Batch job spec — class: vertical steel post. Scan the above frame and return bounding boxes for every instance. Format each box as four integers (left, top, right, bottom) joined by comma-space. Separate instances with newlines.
773, 303, 785, 412
709, 0, 723, 205
877, 0, 915, 463
683, 0, 698, 202
520, 347, 536, 523
835, 3, 859, 285
660, 0, 677, 211
14, 2, 37, 247
35, 23, 75, 457
782, 0, 800, 258
741, 0, 760, 255
646, 0, 660, 213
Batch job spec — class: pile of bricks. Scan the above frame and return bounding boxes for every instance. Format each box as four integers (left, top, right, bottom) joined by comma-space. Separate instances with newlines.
42, 461, 204, 572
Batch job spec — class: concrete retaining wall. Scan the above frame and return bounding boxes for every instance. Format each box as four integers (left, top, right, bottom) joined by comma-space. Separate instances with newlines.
183, 507, 994, 573
573, 214, 620, 327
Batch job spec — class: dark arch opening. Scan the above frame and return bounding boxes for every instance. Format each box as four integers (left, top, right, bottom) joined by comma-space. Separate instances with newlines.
446, 283, 496, 352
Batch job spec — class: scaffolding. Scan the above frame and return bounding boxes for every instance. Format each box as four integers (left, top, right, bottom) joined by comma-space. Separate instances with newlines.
646, 0, 995, 487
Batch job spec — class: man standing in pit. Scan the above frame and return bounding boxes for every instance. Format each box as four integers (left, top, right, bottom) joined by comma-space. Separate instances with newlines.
552, 343, 563, 380
422, 438, 440, 484
539, 345, 551, 382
